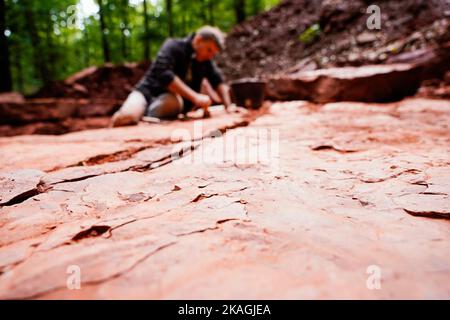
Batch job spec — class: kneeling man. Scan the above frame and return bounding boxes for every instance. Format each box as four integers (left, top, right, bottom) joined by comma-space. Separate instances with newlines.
112, 26, 231, 126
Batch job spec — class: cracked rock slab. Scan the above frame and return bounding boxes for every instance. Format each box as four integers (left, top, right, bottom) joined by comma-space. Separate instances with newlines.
0, 169, 45, 206
0, 98, 449, 299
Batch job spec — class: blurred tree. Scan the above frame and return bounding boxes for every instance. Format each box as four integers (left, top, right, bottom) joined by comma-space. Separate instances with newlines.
250, 0, 263, 16
2, 0, 280, 93
22, 0, 51, 83
0, 0, 12, 92
119, 0, 130, 60
142, 0, 150, 61
98, 0, 111, 62
208, 0, 214, 25
200, 0, 207, 24
234, 0, 246, 23
166, 0, 173, 36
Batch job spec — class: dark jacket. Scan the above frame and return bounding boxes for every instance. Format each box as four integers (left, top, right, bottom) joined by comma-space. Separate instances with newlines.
135, 33, 224, 112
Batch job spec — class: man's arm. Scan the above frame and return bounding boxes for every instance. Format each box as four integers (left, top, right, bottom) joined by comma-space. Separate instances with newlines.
217, 83, 232, 110
168, 76, 212, 112
205, 61, 231, 111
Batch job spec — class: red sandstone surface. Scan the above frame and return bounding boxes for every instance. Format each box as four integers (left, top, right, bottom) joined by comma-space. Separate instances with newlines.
0, 98, 449, 299
1, 0, 449, 301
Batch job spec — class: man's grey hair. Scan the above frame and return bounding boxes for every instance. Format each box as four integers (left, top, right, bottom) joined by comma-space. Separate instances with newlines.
196, 26, 226, 51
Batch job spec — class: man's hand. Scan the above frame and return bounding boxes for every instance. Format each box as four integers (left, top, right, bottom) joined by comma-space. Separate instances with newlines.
167, 77, 212, 117
202, 108, 211, 118
193, 93, 212, 109
217, 84, 232, 112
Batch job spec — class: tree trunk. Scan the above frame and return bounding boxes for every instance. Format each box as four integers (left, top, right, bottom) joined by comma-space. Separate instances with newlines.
44, 15, 55, 81
166, 0, 173, 37
14, 48, 24, 92
23, 0, 51, 84
98, 0, 111, 63
143, 0, 151, 61
0, 0, 12, 92
208, 0, 215, 25
200, 0, 208, 24
83, 18, 91, 67
120, 0, 129, 60
234, 0, 246, 23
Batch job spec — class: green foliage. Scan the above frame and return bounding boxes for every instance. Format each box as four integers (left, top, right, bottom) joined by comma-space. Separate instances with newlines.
299, 23, 321, 44
3, 0, 280, 94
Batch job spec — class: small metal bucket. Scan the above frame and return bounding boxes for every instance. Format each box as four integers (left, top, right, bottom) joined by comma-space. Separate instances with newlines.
230, 79, 267, 109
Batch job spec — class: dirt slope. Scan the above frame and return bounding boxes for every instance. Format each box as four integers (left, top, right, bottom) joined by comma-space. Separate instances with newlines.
218, 0, 449, 80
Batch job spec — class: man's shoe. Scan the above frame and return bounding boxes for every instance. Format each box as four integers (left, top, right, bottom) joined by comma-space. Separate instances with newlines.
141, 116, 161, 124
110, 113, 138, 127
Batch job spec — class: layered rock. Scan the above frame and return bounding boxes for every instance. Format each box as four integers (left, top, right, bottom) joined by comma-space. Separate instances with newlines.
32, 62, 150, 101
0, 98, 449, 299
0, 62, 151, 137
266, 42, 450, 103
266, 64, 422, 102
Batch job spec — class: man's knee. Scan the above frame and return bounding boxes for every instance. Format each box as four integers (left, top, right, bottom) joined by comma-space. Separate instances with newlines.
147, 93, 184, 119
111, 91, 147, 127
